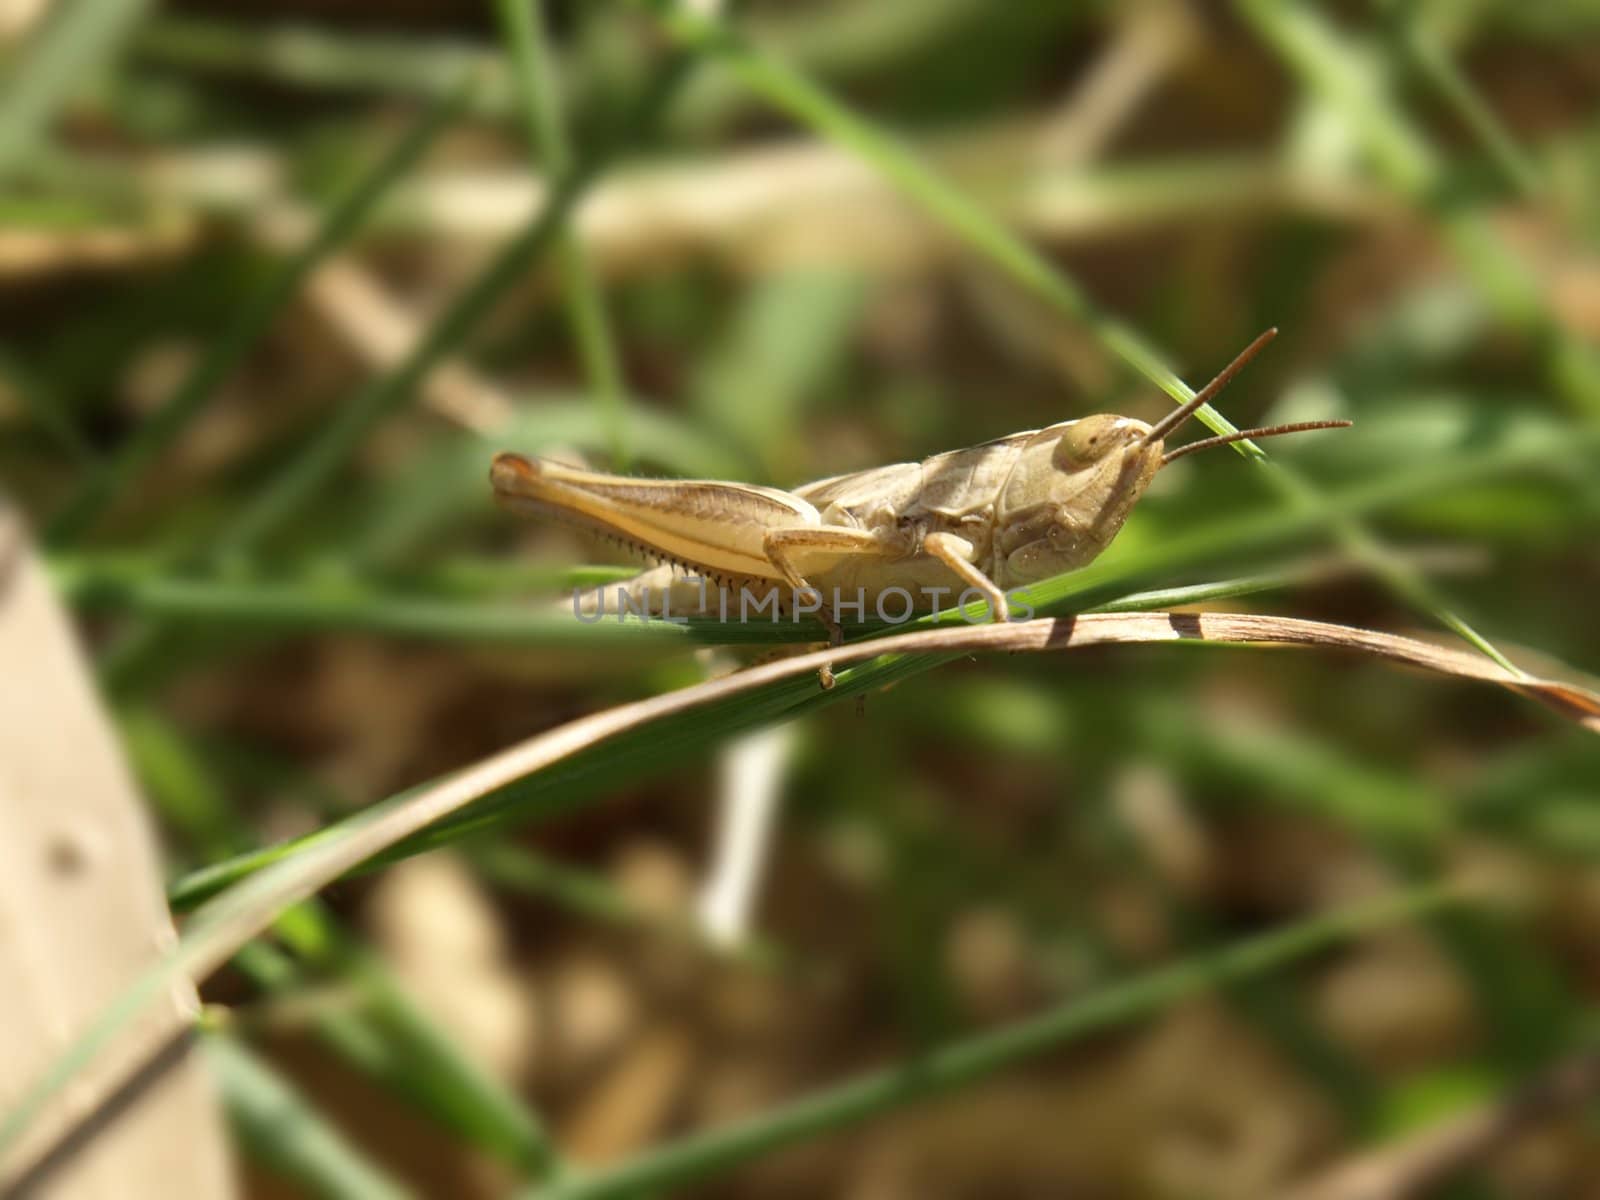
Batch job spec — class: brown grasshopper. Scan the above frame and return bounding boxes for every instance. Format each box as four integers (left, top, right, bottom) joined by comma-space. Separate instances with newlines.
491, 329, 1347, 668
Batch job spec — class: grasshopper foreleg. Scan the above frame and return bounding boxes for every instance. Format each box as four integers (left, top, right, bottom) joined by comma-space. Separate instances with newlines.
921, 532, 1011, 623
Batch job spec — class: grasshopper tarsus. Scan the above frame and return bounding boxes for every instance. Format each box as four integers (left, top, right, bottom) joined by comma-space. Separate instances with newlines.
816, 617, 846, 691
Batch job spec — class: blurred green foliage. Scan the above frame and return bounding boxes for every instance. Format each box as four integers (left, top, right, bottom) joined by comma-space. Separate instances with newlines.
2, 0, 1599, 1196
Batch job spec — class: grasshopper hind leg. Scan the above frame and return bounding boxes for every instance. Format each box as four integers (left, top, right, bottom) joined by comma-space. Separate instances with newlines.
761, 525, 901, 690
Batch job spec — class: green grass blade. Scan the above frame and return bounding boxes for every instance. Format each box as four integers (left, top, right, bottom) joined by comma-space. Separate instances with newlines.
156, 568, 1600, 918
525, 886, 1465, 1200
1139, 705, 1582, 1066
633, 0, 1213, 421
217, 172, 580, 555
0, 350, 96, 463
1386, 11, 1542, 197
208, 1035, 414, 1200
270, 904, 564, 1178
632, 0, 1523, 674
1262, 463, 1523, 674
132, 17, 511, 115
9, 601, 1575, 1170
43, 80, 474, 547
218, 57, 693, 556
1235, 0, 1600, 420
495, 0, 631, 468
123, 706, 563, 1175
472, 843, 785, 971
0, 0, 150, 177
59, 416, 1591, 652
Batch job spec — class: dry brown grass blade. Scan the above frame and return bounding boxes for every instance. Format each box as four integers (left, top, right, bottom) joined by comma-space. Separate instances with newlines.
179, 613, 1597, 969
4, 609, 1596, 1181
0, 506, 235, 1197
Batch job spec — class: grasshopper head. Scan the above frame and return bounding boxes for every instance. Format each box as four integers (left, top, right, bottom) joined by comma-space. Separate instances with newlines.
992, 414, 1163, 584
991, 329, 1350, 587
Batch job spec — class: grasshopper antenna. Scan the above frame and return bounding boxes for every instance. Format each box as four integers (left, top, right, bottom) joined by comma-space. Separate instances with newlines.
1141, 327, 1279, 447
1160, 419, 1352, 465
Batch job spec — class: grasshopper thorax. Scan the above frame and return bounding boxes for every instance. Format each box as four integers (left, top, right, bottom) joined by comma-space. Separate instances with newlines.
992, 414, 1164, 586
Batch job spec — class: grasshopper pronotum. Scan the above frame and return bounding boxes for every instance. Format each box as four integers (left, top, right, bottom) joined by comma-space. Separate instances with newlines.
491, 329, 1347, 677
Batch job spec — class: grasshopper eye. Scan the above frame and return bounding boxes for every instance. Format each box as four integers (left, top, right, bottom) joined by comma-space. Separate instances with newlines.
1054, 414, 1122, 469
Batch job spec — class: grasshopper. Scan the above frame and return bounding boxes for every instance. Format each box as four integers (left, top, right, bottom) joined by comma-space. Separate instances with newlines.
491, 329, 1347, 677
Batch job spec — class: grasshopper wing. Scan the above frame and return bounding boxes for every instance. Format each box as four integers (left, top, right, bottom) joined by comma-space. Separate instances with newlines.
794, 461, 924, 527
